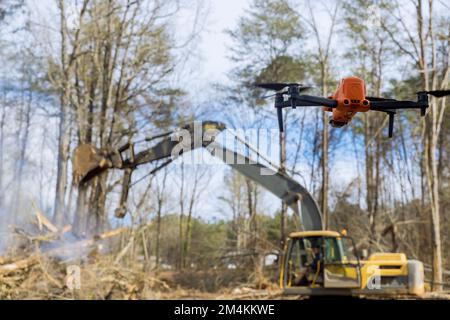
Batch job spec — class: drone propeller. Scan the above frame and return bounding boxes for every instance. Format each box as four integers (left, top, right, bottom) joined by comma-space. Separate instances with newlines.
257, 84, 312, 100
418, 90, 450, 98
261, 91, 287, 99
255, 82, 312, 133
255, 82, 313, 92
255, 82, 299, 91
416, 90, 450, 116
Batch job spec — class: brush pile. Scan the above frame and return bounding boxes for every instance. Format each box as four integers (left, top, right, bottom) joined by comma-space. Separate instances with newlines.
0, 207, 281, 299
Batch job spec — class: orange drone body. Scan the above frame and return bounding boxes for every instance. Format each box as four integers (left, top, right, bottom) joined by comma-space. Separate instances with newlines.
324, 76, 370, 127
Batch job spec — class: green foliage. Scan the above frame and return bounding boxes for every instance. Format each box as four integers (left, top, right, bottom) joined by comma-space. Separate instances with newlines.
227, 0, 307, 106
342, 0, 395, 94
189, 218, 230, 267
260, 211, 296, 244
149, 211, 302, 269
148, 213, 230, 268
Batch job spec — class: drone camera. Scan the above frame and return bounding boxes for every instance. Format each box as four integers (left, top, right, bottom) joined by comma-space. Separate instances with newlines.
329, 120, 347, 128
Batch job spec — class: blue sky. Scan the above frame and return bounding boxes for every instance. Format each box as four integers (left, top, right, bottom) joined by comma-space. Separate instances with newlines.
197, 0, 250, 84
5, 0, 422, 224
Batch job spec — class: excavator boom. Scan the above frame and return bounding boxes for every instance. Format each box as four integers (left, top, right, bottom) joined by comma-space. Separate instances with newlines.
73, 121, 322, 230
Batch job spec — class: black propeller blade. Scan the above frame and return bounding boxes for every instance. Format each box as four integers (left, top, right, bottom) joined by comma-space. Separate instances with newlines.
255, 82, 299, 91
254, 82, 313, 93
261, 91, 287, 99
419, 90, 450, 98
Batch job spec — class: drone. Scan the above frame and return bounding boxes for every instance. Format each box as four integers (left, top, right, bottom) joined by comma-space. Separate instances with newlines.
255, 76, 450, 137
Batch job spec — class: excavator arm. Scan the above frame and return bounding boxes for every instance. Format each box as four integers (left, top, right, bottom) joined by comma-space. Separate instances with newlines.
73, 121, 322, 230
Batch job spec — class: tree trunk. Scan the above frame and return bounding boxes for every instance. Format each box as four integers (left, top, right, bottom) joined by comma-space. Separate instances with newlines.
53, 0, 70, 227
279, 130, 287, 246
74, 184, 88, 237
278, 128, 288, 274
155, 200, 162, 268
321, 68, 329, 230
425, 100, 443, 291
155, 168, 168, 268
178, 162, 185, 270
12, 85, 32, 220
0, 97, 5, 208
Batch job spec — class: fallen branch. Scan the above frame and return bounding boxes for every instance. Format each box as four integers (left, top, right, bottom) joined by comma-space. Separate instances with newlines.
0, 227, 127, 276
32, 202, 59, 233
0, 256, 38, 275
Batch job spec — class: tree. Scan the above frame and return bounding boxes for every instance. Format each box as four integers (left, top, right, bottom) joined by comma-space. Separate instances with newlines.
380, 0, 449, 290
343, 0, 394, 249
154, 167, 168, 268
227, 0, 306, 251
52, 0, 88, 226
46, 0, 188, 235
182, 164, 211, 268
300, 0, 340, 229
219, 170, 248, 253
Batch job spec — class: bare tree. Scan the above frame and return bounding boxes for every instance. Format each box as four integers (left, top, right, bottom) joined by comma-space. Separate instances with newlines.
301, 0, 340, 229
155, 167, 169, 268
52, 0, 89, 226
227, 0, 307, 248
342, 0, 395, 250
381, 0, 449, 290
182, 165, 211, 268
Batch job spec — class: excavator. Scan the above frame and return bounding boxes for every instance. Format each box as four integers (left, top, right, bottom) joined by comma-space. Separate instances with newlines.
73, 121, 322, 231
72, 120, 425, 298
280, 231, 424, 297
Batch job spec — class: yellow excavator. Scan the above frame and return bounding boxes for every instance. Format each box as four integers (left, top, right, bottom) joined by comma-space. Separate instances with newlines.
72, 120, 425, 298
280, 230, 425, 297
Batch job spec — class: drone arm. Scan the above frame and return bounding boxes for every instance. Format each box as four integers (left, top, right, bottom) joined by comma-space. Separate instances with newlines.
370, 100, 427, 110
295, 95, 338, 108
276, 96, 338, 108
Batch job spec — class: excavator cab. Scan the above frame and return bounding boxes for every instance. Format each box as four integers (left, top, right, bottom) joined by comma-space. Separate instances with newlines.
281, 231, 362, 294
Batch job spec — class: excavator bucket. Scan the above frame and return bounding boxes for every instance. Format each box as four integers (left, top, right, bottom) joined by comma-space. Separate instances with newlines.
72, 121, 227, 186
73, 144, 121, 185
